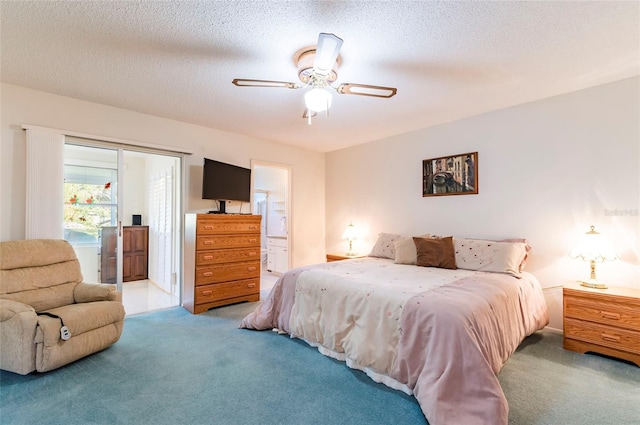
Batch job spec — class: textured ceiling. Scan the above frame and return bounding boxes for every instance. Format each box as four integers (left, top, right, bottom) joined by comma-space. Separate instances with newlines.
1, 1, 638, 152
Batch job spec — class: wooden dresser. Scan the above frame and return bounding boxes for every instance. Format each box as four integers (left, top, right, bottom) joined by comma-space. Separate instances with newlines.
184, 214, 261, 314
563, 282, 640, 366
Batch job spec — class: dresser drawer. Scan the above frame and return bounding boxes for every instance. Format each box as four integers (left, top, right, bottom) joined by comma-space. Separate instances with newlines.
564, 293, 640, 331
197, 217, 261, 235
564, 318, 640, 355
196, 247, 260, 265
195, 260, 260, 285
196, 235, 260, 250
195, 278, 260, 305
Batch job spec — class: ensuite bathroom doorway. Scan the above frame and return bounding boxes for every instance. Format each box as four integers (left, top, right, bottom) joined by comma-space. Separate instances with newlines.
251, 161, 291, 281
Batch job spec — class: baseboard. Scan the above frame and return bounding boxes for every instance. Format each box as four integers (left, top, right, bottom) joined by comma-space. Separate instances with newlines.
543, 326, 563, 334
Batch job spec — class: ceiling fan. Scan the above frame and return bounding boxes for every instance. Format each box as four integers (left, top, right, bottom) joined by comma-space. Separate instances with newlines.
232, 33, 397, 123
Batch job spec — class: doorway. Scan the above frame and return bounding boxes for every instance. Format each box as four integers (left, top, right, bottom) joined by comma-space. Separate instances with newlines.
63, 142, 182, 315
252, 161, 291, 280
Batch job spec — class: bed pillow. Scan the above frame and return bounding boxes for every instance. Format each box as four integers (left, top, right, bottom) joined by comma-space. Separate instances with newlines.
369, 233, 405, 259
413, 236, 457, 269
500, 238, 532, 271
454, 238, 528, 277
394, 234, 431, 265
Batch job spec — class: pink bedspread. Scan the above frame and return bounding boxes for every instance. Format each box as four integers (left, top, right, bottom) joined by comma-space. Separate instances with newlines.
240, 260, 548, 425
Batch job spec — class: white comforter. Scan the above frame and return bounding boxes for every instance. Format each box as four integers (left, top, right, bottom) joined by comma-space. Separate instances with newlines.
289, 259, 484, 383
241, 257, 549, 425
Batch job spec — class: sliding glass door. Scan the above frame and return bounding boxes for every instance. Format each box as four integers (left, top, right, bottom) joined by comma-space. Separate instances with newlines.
64, 144, 121, 284
63, 142, 182, 315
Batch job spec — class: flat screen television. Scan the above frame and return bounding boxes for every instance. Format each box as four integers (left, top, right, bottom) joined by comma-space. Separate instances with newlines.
202, 158, 251, 213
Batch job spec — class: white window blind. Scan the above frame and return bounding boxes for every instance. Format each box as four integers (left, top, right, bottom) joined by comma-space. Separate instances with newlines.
25, 128, 65, 239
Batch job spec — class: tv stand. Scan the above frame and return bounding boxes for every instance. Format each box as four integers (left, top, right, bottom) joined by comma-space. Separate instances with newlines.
208, 200, 227, 214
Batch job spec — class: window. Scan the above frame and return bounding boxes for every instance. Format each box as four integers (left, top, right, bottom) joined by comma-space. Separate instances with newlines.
64, 164, 117, 245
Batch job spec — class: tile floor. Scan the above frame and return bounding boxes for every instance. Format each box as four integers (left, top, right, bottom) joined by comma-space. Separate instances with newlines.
122, 280, 180, 316
122, 271, 281, 316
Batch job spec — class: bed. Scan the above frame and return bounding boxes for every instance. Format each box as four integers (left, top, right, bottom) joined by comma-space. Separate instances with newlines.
240, 235, 549, 425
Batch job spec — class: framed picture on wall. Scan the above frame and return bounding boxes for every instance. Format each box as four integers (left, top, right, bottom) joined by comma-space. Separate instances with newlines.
422, 152, 478, 197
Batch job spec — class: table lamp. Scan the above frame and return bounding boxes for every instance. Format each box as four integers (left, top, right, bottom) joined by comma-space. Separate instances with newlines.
569, 225, 617, 289
342, 222, 358, 257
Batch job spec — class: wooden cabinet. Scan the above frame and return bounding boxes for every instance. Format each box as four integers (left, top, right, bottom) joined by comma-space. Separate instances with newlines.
184, 214, 261, 314
563, 282, 640, 366
100, 225, 148, 283
122, 226, 149, 282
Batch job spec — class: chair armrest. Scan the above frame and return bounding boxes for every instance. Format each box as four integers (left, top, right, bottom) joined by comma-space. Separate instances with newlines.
0, 299, 38, 374
0, 299, 35, 322
74, 283, 121, 303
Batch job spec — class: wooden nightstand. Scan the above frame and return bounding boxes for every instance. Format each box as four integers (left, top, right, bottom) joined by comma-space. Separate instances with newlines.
326, 254, 366, 262
563, 282, 640, 366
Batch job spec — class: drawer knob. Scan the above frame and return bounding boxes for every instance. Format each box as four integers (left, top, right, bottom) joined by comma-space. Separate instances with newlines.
601, 311, 620, 320
247, 267, 257, 272
248, 251, 256, 256
203, 255, 213, 260
247, 283, 256, 288
249, 225, 258, 229
601, 333, 620, 343
204, 240, 213, 245
202, 290, 213, 296
204, 225, 214, 230
203, 272, 213, 277
248, 238, 258, 243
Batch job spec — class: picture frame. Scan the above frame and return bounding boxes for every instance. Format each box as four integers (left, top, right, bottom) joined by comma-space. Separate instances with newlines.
422, 152, 478, 197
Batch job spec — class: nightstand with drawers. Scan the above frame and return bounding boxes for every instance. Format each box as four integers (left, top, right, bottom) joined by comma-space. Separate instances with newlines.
563, 282, 640, 366
326, 254, 367, 262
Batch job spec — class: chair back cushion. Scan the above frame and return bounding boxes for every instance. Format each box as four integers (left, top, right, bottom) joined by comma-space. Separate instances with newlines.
0, 240, 83, 312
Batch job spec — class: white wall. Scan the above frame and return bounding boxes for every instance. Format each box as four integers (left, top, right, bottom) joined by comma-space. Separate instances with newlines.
1, 83, 326, 268
326, 77, 640, 330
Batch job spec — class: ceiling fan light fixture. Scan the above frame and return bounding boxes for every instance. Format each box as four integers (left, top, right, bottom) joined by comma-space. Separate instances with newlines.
305, 87, 332, 112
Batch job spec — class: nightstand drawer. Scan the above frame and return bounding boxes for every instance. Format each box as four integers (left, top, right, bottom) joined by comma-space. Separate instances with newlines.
564, 318, 640, 355
564, 295, 640, 331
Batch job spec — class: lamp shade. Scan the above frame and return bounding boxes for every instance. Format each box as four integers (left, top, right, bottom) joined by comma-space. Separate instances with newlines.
569, 225, 617, 262
304, 88, 332, 112
569, 225, 616, 289
342, 222, 357, 241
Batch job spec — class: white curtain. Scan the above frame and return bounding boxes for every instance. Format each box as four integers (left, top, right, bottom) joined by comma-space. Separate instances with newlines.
25, 128, 65, 239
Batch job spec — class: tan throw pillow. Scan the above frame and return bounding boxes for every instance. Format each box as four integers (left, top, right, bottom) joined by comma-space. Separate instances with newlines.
394, 234, 431, 265
413, 236, 457, 269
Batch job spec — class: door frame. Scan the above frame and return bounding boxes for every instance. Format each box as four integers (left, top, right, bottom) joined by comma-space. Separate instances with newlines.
64, 138, 186, 309
250, 160, 292, 272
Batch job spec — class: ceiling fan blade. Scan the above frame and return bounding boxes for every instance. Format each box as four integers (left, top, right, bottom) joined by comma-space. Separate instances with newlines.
337, 83, 398, 98
313, 33, 343, 77
232, 79, 299, 89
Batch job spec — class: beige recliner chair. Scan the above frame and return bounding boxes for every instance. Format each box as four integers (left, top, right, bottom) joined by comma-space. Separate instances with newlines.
0, 239, 125, 375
